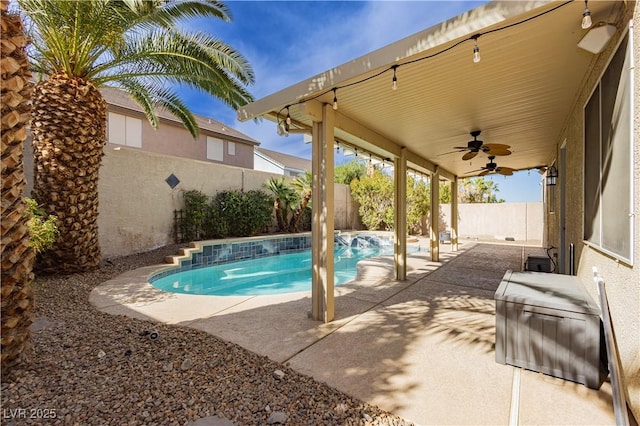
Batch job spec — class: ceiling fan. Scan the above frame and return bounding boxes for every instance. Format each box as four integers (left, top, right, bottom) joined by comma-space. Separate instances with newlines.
451, 130, 512, 161
466, 155, 515, 176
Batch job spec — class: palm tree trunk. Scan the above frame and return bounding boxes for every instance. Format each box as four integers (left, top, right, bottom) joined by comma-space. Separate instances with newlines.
1, 0, 35, 373
273, 198, 286, 232
31, 73, 107, 273
288, 191, 311, 232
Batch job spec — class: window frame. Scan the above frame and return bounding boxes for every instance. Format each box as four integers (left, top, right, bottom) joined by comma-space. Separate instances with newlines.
582, 25, 634, 265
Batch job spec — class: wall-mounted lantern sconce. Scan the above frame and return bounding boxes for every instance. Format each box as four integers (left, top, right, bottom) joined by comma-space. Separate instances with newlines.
546, 165, 558, 186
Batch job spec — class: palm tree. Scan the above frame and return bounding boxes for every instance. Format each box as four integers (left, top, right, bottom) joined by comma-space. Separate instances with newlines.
18, 0, 254, 272
265, 177, 297, 232
288, 172, 312, 232
1, 0, 35, 372
460, 177, 504, 203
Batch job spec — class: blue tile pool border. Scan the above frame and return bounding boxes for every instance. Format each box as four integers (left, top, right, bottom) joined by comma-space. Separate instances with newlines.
149, 233, 314, 283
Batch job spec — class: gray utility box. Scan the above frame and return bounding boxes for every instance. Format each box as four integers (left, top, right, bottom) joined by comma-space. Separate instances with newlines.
495, 271, 607, 389
525, 255, 552, 272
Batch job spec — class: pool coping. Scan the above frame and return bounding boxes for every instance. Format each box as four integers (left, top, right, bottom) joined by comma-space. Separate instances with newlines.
89, 231, 427, 325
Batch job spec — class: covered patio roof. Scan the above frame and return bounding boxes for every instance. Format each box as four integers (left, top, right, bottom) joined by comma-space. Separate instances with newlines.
238, 0, 623, 178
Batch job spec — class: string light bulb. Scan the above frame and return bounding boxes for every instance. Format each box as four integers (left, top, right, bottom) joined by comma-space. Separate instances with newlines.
392, 66, 398, 90
336, 141, 340, 153
472, 35, 481, 63
581, 0, 592, 29
332, 88, 338, 110
285, 107, 291, 125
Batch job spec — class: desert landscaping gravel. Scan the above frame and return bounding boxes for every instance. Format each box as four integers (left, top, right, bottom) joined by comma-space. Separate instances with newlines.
1, 245, 413, 425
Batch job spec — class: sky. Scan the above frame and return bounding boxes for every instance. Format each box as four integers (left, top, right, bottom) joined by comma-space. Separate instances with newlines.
180, 1, 543, 203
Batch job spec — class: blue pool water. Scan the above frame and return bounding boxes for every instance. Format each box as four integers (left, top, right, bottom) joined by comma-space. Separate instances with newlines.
151, 243, 407, 296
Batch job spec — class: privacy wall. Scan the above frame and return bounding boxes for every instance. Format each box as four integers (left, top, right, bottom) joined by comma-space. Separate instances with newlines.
96, 147, 361, 258
440, 202, 543, 244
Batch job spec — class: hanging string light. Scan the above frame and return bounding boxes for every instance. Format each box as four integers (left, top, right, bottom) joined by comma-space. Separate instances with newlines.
391, 66, 398, 90
272, 1, 573, 136
472, 35, 481, 63
581, 0, 592, 29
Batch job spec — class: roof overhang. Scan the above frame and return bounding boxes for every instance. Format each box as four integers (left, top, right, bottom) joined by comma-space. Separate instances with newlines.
238, 0, 626, 178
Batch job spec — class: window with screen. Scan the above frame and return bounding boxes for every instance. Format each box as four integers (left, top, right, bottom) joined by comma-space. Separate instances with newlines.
583, 30, 633, 263
108, 112, 142, 148
206, 136, 223, 161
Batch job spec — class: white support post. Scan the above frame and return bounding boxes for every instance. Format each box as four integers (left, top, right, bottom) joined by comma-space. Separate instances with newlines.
451, 177, 459, 252
430, 170, 440, 262
311, 105, 335, 323
394, 148, 407, 280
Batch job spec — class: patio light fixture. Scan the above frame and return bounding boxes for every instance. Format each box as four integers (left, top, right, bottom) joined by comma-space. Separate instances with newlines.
472, 35, 481, 63
332, 88, 338, 110
392, 66, 398, 90
546, 165, 558, 186
577, 22, 617, 54
581, 0, 592, 29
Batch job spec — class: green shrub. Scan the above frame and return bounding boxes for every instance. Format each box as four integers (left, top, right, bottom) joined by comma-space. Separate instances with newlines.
181, 190, 209, 241
208, 189, 274, 238
24, 197, 59, 253
350, 168, 394, 230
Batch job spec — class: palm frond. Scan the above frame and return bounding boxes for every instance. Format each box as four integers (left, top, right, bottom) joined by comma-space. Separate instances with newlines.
114, 79, 160, 130
93, 28, 254, 108
128, 0, 232, 28
19, 0, 254, 136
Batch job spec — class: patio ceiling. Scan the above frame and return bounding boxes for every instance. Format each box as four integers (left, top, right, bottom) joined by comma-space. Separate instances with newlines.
238, 0, 624, 178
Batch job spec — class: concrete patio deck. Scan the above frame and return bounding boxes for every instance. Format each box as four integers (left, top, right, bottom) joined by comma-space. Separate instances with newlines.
90, 241, 616, 425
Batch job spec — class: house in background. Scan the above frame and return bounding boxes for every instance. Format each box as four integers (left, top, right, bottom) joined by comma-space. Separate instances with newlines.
103, 87, 259, 169
254, 147, 311, 177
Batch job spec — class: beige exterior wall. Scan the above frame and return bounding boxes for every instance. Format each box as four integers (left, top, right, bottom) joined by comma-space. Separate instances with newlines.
440, 202, 543, 244
107, 105, 255, 169
546, 3, 639, 418
96, 147, 359, 259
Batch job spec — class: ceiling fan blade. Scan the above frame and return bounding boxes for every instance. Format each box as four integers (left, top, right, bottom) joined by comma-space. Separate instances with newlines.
462, 151, 478, 161
479, 170, 491, 176
465, 168, 484, 175
483, 143, 510, 150
452, 146, 470, 150
486, 148, 512, 156
496, 167, 514, 176
438, 149, 465, 156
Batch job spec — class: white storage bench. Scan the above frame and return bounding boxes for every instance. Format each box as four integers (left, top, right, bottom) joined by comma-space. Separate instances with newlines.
494, 270, 607, 389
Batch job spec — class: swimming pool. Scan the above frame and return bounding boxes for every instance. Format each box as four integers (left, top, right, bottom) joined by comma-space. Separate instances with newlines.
151, 241, 409, 296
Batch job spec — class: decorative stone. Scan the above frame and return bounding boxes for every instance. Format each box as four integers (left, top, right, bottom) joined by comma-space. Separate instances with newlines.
180, 358, 192, 371
97, 350, 106, 358
266, 411, 287, 424
273, 369, 285, 380
163, 362, 173, 372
